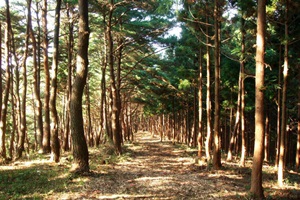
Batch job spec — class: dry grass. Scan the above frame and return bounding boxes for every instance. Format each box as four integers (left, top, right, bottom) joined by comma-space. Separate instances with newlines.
0, 132, 299, 199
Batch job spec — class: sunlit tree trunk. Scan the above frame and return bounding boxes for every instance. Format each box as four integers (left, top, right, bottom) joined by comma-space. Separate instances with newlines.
50, 0, 61, 163
240, 15, 246, 167
227, 71, 241, 161
278, 0, 288, 187
107, 1, 122, 154
42, 0, 50, 153
16, 0, 31, 158
35, 0, 42, 151
205, 14, 212, 162
213, 0, 222, 170
0, 0, 12, 160
70, 0, 90, 173
275, 45, 282, 168
64, 4, 74, 152
250, 0, 266, 198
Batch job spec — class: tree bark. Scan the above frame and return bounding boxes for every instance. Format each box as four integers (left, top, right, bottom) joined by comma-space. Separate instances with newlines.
0, 0, 12, 160
205, 13, 212, 162
278, 0, 288, 187
70, 0, 90, 173
50, 0, 61, 163
198, 48, 203, 157
64, 4, 74, 152
42, 0, 50, 153
213, 0, 222, 170
107, 1, 122, 154
250, 0, 266, 198
240, 15, 246, 167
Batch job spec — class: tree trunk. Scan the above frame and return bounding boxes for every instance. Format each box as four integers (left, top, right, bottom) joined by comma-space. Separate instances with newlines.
275, 45, 282, 168
70, 0, 90, 173
227, 71, 241, 161
240, 15, 246, 167
50, 0, 61, 163
0, 0, 12, 160
278, 0, 288, 187
205, 14, 212, 162
250, 0, 266, 198
42, 0, 50, 153
198, 48, 203, 157
64, 4, 74, 152
107, 1, 122, 154
35, 0, 43, 152
17, 0, 31, 159
213, 0, 222, 170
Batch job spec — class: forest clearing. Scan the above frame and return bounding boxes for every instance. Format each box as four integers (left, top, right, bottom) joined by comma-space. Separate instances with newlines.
0, 131, 299, 199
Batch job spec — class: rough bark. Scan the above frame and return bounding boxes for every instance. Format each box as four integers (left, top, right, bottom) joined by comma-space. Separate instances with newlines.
50, 0, 61, 163
0, 0, 12, 160
70, 0, 90, 173
42, 0, 50, 153
107, 1, 122, 154
250, 0, 266, 198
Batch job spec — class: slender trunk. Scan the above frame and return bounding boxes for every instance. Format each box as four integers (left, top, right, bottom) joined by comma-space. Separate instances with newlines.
50, 0, 61, 163
42, 0, 50, 153
250, 0, 266, 197
205, 14, 212, 162
213, 0, 222, 170
275, 46, 282, 168
198, 49, 203, 157
17, 0, 32, 158
64, 4, 74, 152
227, 71, 241, 161
35, 1, 43, 151
240, 15, 246, 167
264, 114, 270, 162
107, 2, 122, 154
278, 1, 288, 187
71, 0, 90, 173
0, 0, 12, 160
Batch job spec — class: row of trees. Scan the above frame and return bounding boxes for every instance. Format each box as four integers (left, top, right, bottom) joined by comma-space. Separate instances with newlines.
0, 0, 299, 198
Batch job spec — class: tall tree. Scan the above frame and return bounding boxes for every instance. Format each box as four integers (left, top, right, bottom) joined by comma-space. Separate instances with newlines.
0, 0, 12, 160
42, 0, 50, 153
213, 0, 222, 170
107, 0, 122, 154
278, 0, 289, 187
250, 0, 266, 198
50, 0, 61, 163
16, 0, 31, 158
70, 0, 90, 173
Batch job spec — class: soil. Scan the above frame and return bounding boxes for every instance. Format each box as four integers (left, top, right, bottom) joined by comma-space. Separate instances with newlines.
2, 131, 299, 199
54, 132, 300, 199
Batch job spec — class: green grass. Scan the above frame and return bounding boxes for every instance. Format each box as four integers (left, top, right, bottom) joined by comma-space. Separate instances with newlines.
0, 156, 73, 200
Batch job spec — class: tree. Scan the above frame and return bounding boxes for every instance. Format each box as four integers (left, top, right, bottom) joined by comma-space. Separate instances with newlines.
42, 0, 50, 153
50, 0, 61, 163
70, 0, 90, 173
213, 0, 222, 170
0, 0, 12, 160
250, 0, 266, 198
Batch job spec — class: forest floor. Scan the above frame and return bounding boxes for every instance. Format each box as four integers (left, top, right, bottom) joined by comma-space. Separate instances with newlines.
0, 131, 300, 199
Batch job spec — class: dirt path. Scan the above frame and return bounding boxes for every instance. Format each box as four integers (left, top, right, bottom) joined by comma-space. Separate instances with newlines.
59, 132, 248, 199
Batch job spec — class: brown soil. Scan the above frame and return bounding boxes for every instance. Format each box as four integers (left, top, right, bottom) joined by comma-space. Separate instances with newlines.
53, 132, 300, 199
